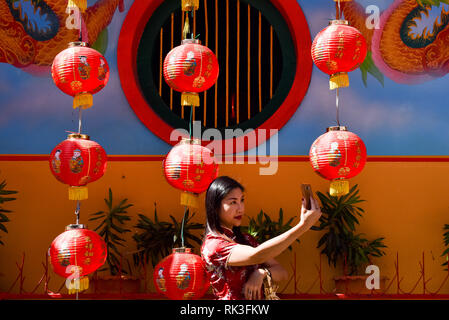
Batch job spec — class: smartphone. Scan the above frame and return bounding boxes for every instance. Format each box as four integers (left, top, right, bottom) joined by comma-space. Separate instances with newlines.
301, 184, 313, 210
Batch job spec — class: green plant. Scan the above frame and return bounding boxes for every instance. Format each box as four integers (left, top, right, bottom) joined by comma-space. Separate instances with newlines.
241, 208, 300, 250
89, 188, 132, 276
312, 184, 387, 275
0, 180, 18, 246
441, 224, 449, 271
132, 204, 204, 268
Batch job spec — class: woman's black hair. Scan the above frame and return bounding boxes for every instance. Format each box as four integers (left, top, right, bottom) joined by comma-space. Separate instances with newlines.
205, 176, 249, 245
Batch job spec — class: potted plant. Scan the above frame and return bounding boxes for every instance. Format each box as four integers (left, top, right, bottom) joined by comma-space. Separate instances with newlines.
441, 224, 449, 271
312, 184, 387, 294
88, 188, 140, 294
132, 204, 204, 294
132, 204, 204, 268
241, 208, 300, 250
0, 179, 18, 246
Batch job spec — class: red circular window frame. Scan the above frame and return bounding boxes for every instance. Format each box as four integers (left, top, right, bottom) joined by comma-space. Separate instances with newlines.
117, 0, 312, 154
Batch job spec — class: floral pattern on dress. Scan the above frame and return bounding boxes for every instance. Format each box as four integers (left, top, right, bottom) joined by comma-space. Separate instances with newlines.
201, 227, 261, 300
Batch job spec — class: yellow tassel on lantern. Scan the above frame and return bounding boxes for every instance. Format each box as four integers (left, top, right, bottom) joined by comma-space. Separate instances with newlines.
181, 92, 200, 107
330, 180, 349, 197
67, 276, 89, 294
329, 72, 349, 90
182, 0, 199, 11
67, 0, 87, 12
180, 192, 199, 209
69, 186, 88, 200
73, 93, 93, 109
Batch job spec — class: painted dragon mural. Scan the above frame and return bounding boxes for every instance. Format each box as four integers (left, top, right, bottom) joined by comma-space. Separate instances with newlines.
343, 0, 449, 85
0, 0, 123, 75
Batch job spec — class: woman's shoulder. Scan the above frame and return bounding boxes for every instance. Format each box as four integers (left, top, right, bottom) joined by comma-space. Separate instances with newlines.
202, 232, 234, 251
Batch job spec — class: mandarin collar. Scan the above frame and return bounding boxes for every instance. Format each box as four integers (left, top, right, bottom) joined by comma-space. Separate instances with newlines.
221, 226, 235, 239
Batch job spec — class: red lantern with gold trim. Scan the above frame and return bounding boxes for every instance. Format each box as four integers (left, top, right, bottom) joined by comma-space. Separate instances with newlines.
311, 20, 367, 90
51, 41, 110, 109
163, 39, 219, 107
163, 138, 218, 208
49, 133, 107, 200
153, 247, 209, 300
309, 126, 367, 196
49, 224, 107, 294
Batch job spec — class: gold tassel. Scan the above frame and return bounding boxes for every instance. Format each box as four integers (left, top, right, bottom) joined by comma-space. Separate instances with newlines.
330, 72, 349, 90
67, 0, 87, 12
67, 276, 89, 294
181, 92, 200, 107
330, 180, 349, 197
182, 0, 199, 11
180, 192, 199, 208
68, 186, 88, 200
73, 93, 93, 109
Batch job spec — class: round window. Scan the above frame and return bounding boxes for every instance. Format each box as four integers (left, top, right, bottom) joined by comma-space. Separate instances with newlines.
118, 0, 312, 153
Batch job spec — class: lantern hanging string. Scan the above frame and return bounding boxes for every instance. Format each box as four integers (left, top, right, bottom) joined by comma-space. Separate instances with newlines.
75, 200, 80, 225
183, 12, 190, 40
336, 0, 341, 20
336, 87, 341, 126
77, 7, 86, 136
78, 107, 83, 134
181, 105, 195, 248
78, 7, 89, 43
78, 8, 82, 41
180, 206, 188, 248
191, 8, 195, 39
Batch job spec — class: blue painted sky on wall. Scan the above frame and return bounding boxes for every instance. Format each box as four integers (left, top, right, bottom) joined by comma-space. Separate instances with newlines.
1, 0, 448, 155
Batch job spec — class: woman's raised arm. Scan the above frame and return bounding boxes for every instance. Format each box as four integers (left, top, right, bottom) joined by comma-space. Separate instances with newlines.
227, 196, 322, 267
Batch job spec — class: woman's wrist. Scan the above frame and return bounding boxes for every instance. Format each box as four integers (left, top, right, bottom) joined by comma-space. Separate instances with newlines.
258, 267, 269, 279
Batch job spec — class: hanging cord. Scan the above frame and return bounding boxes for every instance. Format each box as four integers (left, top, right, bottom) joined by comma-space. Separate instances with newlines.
75, 200, 81, 225
337, 0, 341, 20
180, 105, 194, 248
78, 107, 83, 134
191, 9, 194, 39
180, 206, 188, 248
189, 105, 193, 139
78, 8, 82, 41
336, 87, 341, 126
183, 11, 190, 40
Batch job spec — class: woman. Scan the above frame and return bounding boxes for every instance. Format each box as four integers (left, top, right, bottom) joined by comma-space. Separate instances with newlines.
201, 176, 322, 300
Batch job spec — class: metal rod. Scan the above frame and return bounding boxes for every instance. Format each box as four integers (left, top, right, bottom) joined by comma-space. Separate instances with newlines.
236, 0, 240, 124
78, 107, 82, 134
247, 4, 251, 120
159, 27, 163, 96
226, 0, 229, 127
204, 0, 209, 126
258, 11, 262, 113
214, 0, 218, 128
170, 13, 174, 111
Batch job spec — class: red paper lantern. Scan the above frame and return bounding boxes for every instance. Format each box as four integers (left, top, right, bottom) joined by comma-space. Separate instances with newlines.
49, 224, 107, 294
51, 41, 110, 109
154, 247, 209, 300
49, 133, 107, 200
309, 126, 367, 196
163, 39, 219, 106
311, 20, 367, 90
163, 138, 218, 208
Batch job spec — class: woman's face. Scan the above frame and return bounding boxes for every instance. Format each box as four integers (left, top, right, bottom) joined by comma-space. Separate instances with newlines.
218, 187, 245, 230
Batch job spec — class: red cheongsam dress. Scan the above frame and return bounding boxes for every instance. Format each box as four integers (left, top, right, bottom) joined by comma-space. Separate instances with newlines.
201, 227, 261, 300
